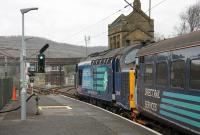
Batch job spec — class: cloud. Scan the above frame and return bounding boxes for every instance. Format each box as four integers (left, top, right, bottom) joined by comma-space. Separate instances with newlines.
0, 0, 198, 46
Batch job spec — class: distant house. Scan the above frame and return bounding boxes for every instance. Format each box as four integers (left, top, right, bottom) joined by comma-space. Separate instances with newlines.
0, 36, 106, 88
45, 65, 64, 86
108, 0, 154, 49
28, 58, 80, 87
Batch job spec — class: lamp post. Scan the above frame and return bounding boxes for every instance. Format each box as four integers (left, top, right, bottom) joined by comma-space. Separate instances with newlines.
20, 7, 38, 120
20, 37, 33, 89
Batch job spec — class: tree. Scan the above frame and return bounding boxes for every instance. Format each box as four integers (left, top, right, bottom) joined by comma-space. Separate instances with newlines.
175, 2, 200, 35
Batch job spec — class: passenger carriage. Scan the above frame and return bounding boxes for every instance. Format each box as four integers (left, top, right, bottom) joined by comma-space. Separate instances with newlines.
136, 31, 200, 135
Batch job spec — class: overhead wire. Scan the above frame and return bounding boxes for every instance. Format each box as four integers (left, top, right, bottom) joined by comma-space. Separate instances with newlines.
70, 0, 168, 45
67, 7, 128, 41
93, 0, 168, 37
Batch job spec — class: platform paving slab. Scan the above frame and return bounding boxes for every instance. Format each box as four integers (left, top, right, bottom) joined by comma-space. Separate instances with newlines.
0, 95, 160, 135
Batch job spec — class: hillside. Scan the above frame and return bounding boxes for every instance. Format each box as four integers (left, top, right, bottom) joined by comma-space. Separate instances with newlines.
0, 36, 107, 58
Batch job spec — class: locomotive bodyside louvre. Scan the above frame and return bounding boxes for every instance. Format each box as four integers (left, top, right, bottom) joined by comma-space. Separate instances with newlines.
91, 60, 113, 102
76, 61, 93, 97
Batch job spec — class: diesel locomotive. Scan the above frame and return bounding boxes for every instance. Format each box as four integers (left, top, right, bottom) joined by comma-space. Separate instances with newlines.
76, 30, 200, 135
76, 44, 141, 115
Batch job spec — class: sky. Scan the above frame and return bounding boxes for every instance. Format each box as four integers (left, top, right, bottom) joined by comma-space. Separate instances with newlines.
0, 0, 199, 47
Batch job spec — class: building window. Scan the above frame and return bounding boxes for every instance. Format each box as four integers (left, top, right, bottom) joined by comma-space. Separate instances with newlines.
156, 62, 167, 86
110, 37, 113, 49
117, 42, 120, 48
59, 66, 64, 71
144, 64, 153, 84
52, 65, 63, 71
113, 36, 116, 48
29, 63, 36, 72
126, 40, 130, 46
117, 35, 120, 48
45, 65, 51, 72
110, 43, 113, 49
117, 35, 120, 40
171, 60, 185, 88
190, 59, 200, 89
52, 66, 57, 71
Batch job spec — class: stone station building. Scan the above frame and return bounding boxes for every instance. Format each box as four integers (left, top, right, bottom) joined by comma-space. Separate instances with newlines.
108, 0, 154, 49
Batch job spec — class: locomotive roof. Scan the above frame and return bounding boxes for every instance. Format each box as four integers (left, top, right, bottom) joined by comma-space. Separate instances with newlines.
137, 30, 200, 56
85, 44, 141, 61
78, 60, 91, 66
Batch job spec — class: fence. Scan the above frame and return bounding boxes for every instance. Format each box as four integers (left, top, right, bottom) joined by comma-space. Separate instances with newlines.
0, 57, 17, 110
0, 78, 13, 109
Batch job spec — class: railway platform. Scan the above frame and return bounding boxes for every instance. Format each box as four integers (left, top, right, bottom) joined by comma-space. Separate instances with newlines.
0, 95, 161, 135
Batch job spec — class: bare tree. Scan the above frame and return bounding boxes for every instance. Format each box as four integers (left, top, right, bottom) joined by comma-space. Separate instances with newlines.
175, 2, 200, 35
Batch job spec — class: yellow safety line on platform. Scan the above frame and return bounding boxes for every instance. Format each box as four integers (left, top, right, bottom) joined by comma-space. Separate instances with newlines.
38, 106, 72, 111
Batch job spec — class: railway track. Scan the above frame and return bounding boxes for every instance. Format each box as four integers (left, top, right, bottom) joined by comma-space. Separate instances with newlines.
29, 86, 185, 135
29, 86, 76, 98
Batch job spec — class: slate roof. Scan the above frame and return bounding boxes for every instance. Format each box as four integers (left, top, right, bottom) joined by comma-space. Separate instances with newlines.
85, 43, 141, 61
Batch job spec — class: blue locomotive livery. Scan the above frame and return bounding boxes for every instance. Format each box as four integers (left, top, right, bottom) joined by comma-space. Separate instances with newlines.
76, 45, 141, 113
82, 66, 93, 90
77, 61, 93, 96
76, 30, 200, 135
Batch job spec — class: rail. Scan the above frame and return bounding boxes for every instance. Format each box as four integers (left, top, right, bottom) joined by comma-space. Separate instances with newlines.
29, 86, 76, 98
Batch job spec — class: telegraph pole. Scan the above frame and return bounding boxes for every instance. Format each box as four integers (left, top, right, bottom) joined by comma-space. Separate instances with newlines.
84, 36, 90, 57
149, 0, 151, 21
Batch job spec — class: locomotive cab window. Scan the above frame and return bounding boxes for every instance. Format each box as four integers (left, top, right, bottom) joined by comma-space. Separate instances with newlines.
78, 70, 83, 85
156, 62, 168, 86
144, 64, 153, 84
171, 60, 185, 88
190, 59, 200, 90
124, 49, 139, 64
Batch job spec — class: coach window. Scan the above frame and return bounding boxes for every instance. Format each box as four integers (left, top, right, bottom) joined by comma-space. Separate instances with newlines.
156, 62, 167, 86
171, 60, 185, 88
144, 64, 153, 84
190, 59, 200, 89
